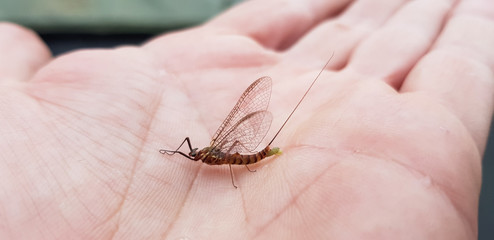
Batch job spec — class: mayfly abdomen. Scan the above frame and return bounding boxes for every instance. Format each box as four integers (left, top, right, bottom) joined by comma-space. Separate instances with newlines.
227, 149, 266, 165
201, 146, 281, 165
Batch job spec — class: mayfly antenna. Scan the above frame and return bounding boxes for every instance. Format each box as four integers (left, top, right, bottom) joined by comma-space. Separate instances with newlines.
268, 52, 334, 146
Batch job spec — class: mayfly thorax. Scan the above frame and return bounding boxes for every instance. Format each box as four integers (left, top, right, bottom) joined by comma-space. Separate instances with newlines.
160, 54, 334, 188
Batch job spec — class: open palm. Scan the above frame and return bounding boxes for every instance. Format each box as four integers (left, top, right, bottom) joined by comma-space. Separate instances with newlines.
1, 0, 492, 239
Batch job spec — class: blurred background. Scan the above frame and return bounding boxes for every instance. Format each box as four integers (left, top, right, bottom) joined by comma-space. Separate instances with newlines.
1, 0, 492, 238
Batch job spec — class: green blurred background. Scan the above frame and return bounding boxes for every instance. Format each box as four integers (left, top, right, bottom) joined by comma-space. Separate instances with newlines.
0, 0, 241, 33
1, 0, 492, 238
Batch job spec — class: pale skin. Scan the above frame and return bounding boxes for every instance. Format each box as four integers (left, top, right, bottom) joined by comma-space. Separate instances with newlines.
0, 0, 493, 239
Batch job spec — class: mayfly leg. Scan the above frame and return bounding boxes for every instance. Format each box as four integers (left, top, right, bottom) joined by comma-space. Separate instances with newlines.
229, 164, 237, 189
159, 137, 192, 154
228, 164, 255, 190
245, 165, 256, 172
225, 140, 256, 188
225, 140, 242, 189
159, 137, 196, 160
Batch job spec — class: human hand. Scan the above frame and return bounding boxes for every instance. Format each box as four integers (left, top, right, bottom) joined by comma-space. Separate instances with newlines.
1, 0, 492, 239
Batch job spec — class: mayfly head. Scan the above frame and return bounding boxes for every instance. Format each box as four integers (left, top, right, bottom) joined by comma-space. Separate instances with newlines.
189, 147, 199, 157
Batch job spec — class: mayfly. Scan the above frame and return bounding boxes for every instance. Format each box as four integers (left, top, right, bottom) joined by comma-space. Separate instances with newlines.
160, 54, 334, 188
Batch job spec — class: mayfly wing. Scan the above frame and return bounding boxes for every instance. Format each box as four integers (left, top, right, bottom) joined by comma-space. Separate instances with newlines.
215, 110, 273, 154
210, 76, 272, 148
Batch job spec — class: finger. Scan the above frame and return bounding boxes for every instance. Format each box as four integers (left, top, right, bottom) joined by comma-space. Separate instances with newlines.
401, 0, 494, 153
343, 0, 454, 87
205, 0, 352, 50
0, 22, 51, 83
144, 0, 352, 71
287, 0, 412, 70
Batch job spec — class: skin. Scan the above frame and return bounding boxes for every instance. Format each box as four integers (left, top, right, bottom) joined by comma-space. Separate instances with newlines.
0, 0, 493, 239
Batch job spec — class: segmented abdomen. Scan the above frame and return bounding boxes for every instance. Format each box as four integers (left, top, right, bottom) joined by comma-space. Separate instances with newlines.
202, 146, 271, 165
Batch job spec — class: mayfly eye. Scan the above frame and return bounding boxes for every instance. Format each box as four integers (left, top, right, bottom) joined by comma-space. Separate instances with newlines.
189, 148, 198, 157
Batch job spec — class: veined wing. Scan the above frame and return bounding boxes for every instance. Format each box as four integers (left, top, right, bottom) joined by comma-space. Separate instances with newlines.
214, 110, 272, 154
210, 77, 272, 151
